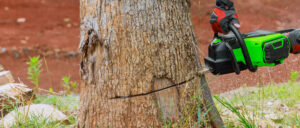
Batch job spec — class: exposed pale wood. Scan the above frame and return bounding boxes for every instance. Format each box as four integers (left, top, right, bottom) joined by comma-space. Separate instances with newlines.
0, 83, 34, 116
78, 0, 223, 127
0, 71, 15, 86
0, 65, 3, 72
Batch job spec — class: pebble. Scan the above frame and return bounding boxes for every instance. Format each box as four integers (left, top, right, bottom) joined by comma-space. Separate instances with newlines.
1, 48, 6, 53
4, 7, 9, 11
65, 51, 77, 58
13, 51, 20, 58
20, 40, 27, 44
17, 18, 26, 23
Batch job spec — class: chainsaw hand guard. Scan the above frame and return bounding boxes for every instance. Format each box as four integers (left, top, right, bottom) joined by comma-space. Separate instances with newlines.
210, 0, 239, 34
288, 29, 300, 54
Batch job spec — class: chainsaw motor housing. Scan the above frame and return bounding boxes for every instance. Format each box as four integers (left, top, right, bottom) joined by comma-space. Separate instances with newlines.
205, 29, 292, 75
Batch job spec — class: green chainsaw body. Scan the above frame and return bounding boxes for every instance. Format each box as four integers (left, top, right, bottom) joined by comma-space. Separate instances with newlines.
205, 27, 293, 75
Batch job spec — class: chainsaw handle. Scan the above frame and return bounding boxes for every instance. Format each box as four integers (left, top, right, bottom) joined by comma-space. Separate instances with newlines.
229, 24, 257, 72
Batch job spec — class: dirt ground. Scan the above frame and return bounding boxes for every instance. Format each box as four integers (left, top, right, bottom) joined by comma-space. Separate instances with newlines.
0, 0, 299, 93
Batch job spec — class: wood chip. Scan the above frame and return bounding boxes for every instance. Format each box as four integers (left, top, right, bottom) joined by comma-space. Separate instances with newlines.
0, 65, 3, 72
0, 83, 34, 116
0, 71, 15, 86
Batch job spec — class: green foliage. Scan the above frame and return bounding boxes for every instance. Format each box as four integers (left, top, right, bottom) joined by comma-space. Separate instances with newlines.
11, 114, 61, 128
214, 96, 256, 128
30, 94, 79, 127
26, 56, 43, 89
48, 88, 54, 93
215, 74, 300, 127
290, 71, 299, 84
1, 94, 78, 127
62, 76, 78, 94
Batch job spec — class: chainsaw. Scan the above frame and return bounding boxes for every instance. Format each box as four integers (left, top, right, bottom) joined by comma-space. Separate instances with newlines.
205, 24, 300, 75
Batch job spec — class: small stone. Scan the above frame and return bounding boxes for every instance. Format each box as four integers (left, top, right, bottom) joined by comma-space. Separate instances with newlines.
20, 40, 27, 44
4, 7, 9, 11
64, 18, 70, 22
279, 104, 289, 111
267, 101, 273, 106
65, 51, 77, 58
23, 48, 31, 57
0, 48, 6, 53
66, 23, 72, 28
13, 51, 20, 58
266, 99, 281, 107
17, 18, 26, 23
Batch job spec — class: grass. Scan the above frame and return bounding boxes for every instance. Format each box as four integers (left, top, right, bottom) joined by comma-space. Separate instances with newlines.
5, 80, 300, 128
1, 94, 80, 128
214, 71, 300, 127
33, 94, 79, 114
1, 56, 79, 127
3, 56, 299, 127
12, 114, 62, 128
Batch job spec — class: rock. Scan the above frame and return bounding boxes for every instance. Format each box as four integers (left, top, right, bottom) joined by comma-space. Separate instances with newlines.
23, 47, 32, 57
279, 104, 289, 111
13, 51, 20, 58
0, 48, 6, 54
0, 83, 34, 116
16, 18, 26, 23
65, 51, 77, 58
64, 18, 70, 22
266, 99, 281, 107
0, 71, 15, 85
4, 7, 9, 11
0, 104, 69, 127
265, 113, 284, 122
20, 40, 27, 44
66, 23, 72, 28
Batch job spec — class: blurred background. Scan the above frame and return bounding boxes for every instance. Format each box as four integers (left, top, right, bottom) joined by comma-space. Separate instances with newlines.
0, 0, 299, 93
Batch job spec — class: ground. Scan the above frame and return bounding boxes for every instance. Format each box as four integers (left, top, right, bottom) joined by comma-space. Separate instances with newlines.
0, 0, 299, 93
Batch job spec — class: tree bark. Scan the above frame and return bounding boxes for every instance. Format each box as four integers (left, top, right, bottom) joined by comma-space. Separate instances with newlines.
78, 0, 223, 127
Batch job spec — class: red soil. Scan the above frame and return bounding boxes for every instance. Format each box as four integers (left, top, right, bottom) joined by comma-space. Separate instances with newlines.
0, 0, 299, 93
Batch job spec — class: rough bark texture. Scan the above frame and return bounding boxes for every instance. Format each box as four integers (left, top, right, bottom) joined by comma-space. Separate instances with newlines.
78, 0, 223, 127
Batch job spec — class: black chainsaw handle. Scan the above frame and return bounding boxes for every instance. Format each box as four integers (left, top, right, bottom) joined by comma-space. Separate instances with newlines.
229, 24, 257, 72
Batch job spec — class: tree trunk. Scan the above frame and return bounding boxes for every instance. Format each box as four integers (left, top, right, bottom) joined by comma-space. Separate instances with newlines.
77, 0, 223, 127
